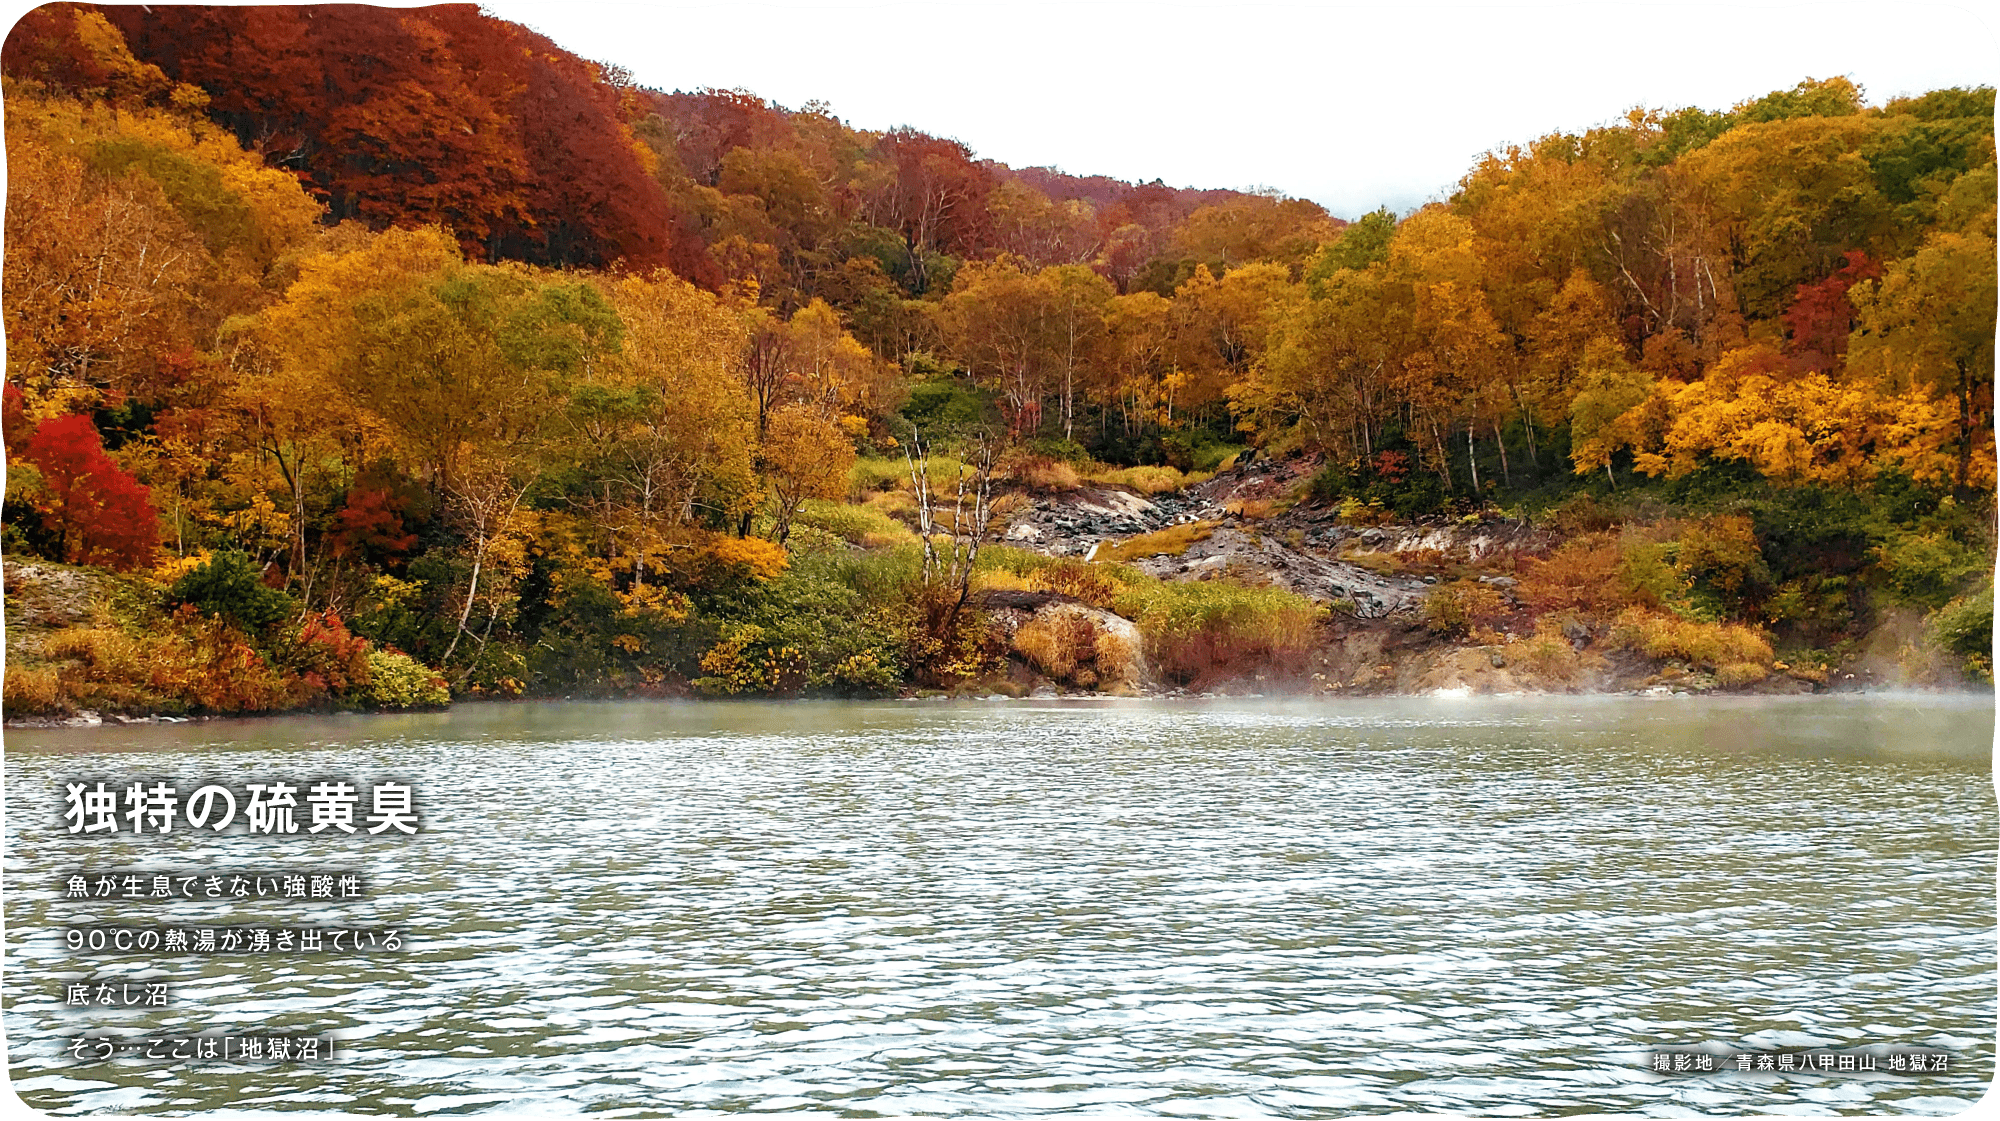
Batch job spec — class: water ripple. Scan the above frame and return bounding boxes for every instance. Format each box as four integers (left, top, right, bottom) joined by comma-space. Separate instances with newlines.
5, 695, 1992, 1116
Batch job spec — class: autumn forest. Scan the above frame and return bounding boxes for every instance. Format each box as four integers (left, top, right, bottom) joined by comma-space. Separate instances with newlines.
2, 2, 1994, 716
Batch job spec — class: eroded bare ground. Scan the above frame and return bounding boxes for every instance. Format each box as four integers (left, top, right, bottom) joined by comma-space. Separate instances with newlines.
985, 455, 1827, 697
997, 453, 1549, 621
1000, 485, 1218, 555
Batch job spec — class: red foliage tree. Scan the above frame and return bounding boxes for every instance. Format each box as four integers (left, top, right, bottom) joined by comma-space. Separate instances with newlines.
15, 413, 160, 569
868, 128, 996, 291
0, 2, 174, 102
288, 610, 372, 699
444, 9, 676, 269
98, 4, 697, 273
331, 486, 418, 560
1782, 250, 1883, 374
645, 88, 795, 187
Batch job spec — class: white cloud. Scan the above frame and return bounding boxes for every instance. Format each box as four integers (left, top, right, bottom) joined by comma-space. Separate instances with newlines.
480, 0, 1999, 218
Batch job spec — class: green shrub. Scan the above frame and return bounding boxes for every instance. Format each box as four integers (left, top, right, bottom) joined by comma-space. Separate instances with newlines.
1616, 539, 1691, 611
691, 551, 910, 695
1676, 514, 1768, 597
1874, 530, 1984, 609
1159, 431, 1245, 473
1764, 575, 1858, 636
899, 378, 991, 438
365, 649, 450, 709
1926, 581, 1994, 682
166, 550, 295, 635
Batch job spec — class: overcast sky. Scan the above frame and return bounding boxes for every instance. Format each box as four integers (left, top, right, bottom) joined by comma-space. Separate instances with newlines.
476, 1, 1999, 218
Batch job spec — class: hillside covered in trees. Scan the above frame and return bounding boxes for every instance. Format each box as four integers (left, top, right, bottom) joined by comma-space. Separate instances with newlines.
2, 2, 1993, 718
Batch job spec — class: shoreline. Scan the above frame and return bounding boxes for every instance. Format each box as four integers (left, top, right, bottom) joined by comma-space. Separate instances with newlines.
9, 682, 1992, 730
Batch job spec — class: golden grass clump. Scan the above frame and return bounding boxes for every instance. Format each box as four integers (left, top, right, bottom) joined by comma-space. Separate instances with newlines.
973, 568, 1036, 595
1094, 628, 1139, 687
1096, 521, 1218, 564
1421, 579, 1507, 636
1008, 454, 1082, 492
2, 664, 64, 714
1114, 578, 1325, 688
1015, 610, 1095, 682
1026, 559, 1123, 609
1716, 662, 1770, 687
1091, 465, 1208, 495
1013, 605, 1140, 689
1519, 532, 1624, 617
1513, 618, 1584, 681
863, 489, 919, 526
1224, 498, 1277, 519
43, 626, 154, 677
1610, 607, 1774, 672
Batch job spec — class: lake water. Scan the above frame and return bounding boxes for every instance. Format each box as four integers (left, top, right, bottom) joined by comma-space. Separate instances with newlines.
4, 695, 1994, 1117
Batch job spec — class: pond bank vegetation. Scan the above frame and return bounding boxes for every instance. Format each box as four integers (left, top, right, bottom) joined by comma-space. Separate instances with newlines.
1, 8, 1991, 721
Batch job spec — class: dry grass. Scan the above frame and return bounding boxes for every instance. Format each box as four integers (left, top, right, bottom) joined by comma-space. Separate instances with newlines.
794, 499, 919, 548
1224, 498, 1281, 519
1015, 610, 1095, 682
1014, 605, 1140, 690
973, 568, 1036, 595
1096, 521, 1218, 564
1339, 545, 1458, 578
848, 455, 971, 500
3, 663, 65, 714
1716, 661, 1770, 687
863, 489, 919, 526
1420, 579, 1507, 636
1610, 607, 1774, 673
1027, 558, 1123, 609
1007, 454, 1082, 491
1513, 618, 1585, 682
1090, 465, 1210, 495
974, 558, 1129, 611
1114, 578, 1325, 688
1519, 532, 1625, 618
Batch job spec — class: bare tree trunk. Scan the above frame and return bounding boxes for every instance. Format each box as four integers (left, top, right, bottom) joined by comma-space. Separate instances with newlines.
440, 470, 535, 670
440, 538, 488, 667
1956, 358, 1974, 493
1466, 421, 1480, 494
904, 426, 998, 623
1430, 420, 1453, 490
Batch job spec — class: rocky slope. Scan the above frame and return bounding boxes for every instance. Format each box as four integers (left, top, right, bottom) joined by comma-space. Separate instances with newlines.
1001, 454, 1546, 621
984, 454, 1857, 698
